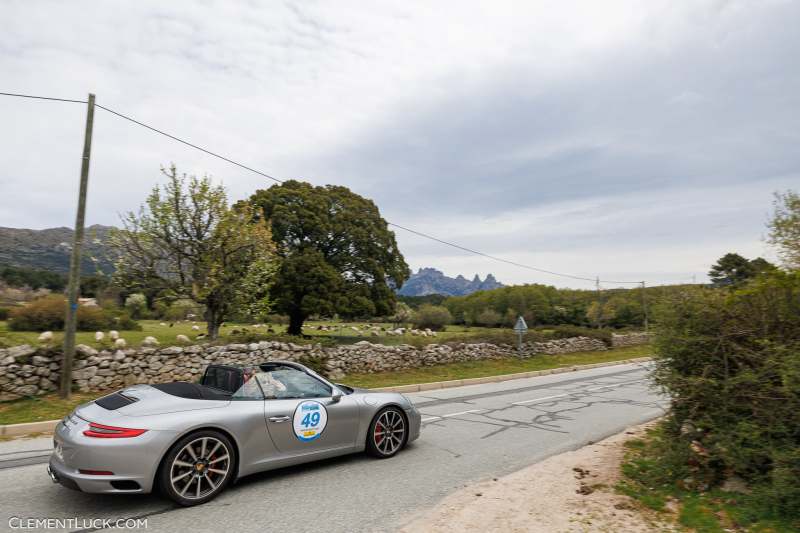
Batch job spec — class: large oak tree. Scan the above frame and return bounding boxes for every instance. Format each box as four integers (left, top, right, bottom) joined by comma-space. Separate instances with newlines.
246, 180, 409, 335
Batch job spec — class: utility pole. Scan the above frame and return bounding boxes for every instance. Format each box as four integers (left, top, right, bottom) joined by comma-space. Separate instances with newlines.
60, 93, 95, 399
640, 281, 649, 332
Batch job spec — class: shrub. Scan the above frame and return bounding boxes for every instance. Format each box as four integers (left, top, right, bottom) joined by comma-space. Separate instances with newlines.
124, 293, 148, 319
412, 304, 452, 331
0, 306, 9, 321
8, 295, 140, 331
653, 271, 800, 518
475, 308, 502, 327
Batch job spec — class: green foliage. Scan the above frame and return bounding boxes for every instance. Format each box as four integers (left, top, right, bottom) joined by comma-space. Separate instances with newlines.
708, 252, 775, 287
246, 180, 409, 334
619, 421, 800, 532
124, 293, 148, 319
411, 304, 453, 331
397, 294, 446, 309
768, 190, 800, 269
444, 283, 654, 329
475, 308, 502, 327
0, 264, 66, 291
652, 270, 800, 520
111, 165, 276, 338
544, 325, 614, 346
6, 295, 140, 332
0, 307, 8, 321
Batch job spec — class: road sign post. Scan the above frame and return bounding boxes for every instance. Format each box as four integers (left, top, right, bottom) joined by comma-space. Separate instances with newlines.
513, 315, 528, 357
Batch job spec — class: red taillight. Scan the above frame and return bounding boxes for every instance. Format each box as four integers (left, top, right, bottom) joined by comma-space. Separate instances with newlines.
83, 422, 147, 438
79, 469, 114, 475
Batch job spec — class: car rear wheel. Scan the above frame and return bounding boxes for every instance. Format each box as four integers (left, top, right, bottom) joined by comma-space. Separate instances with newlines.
160, 430, 234, 506
366, 407, 407, 458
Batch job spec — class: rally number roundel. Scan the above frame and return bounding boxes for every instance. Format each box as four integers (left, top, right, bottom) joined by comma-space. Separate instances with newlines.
293, 400, 328, 442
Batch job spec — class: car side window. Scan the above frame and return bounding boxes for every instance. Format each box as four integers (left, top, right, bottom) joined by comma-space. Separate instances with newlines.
257, 368, 331, 399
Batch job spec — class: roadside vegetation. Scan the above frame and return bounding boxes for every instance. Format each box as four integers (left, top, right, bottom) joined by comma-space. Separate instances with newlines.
616, 190, 800, 532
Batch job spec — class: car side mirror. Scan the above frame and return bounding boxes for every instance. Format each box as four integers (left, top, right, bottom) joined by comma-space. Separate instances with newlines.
330, 389, 342, 404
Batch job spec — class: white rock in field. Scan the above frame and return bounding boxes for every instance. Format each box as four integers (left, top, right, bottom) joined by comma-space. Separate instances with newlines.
159, 322, 167, 327
114, 338, 127, 348
109, 330, 119, 340
38, 331, 54, 342
191, 325, 200, 331
176, 334, 191, 343
94, 331, 105, 341
142, 336, 159, 347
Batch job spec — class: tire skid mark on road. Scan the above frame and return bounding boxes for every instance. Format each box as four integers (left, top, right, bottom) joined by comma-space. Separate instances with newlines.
411, 366, 651, 409
421, 409, 487, 423
419, 377, 665, 440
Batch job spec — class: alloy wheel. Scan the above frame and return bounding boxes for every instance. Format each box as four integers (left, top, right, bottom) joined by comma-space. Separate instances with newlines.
169, 436, 231, 500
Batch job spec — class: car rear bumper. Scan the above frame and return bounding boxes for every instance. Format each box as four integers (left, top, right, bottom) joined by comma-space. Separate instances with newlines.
48, 415, 178, 494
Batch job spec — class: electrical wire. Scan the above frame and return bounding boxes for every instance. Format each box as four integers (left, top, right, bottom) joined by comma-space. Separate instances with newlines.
0, 91, 87, 104
1, 90, 646, 285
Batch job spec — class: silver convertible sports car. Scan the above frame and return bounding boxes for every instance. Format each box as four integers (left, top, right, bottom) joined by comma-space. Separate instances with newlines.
47, 361, 421, 506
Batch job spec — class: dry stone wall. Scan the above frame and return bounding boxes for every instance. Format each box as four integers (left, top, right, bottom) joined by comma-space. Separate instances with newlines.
0, 333, 649, 400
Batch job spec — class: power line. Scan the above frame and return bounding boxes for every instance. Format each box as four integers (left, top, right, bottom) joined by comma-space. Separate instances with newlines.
1, 90, 645, 285
95, 104, 284, 184
387, 222, 640, 284
0, 91, 88, 104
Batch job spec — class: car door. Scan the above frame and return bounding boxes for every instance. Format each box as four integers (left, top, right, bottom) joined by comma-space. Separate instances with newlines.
262, 367, 360, 455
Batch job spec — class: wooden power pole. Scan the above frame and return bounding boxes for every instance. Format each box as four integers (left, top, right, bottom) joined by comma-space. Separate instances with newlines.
641, 281, 649, 332
60, 93, 95, 399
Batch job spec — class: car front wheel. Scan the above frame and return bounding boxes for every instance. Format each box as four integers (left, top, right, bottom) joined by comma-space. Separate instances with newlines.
159, 430, 235, 506
366, 407, 407, 458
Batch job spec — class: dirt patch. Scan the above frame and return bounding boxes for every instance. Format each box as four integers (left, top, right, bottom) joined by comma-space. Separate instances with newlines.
399, 421, 674, 533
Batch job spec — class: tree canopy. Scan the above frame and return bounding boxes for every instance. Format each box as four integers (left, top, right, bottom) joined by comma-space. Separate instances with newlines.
111, 166, 276, 338
768, 189, 800, 269
246, 180, 409, 334
708, 252, 775, 287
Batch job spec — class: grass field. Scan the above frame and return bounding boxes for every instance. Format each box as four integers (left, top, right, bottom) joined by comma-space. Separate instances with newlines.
0, 319, 511, 349
0, 344, 650, 425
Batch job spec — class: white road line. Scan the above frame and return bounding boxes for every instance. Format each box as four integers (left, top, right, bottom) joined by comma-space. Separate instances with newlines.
442, 409, 485, 418
421, 409, 486, 423
512, 393, 570, 406
585, 379, 644, 392
511, 380, 646, 405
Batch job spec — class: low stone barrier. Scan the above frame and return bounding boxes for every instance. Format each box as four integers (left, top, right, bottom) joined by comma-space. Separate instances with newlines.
611, 332, 651, 347
0, 333, 647, 400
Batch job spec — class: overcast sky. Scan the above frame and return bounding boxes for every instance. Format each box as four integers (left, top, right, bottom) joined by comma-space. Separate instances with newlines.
1, 0, 798, 289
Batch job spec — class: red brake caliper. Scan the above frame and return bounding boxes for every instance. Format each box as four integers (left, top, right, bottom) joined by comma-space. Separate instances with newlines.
375, 422, 384, 443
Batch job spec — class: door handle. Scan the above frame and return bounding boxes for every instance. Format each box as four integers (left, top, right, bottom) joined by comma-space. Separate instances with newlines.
269, 416, 291, 423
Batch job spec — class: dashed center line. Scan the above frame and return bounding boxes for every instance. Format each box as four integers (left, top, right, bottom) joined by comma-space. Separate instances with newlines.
421, 409, 486, 422
512, 393, 570, 406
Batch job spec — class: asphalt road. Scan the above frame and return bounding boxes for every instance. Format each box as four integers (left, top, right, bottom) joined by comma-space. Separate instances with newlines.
0, 361, 666, 533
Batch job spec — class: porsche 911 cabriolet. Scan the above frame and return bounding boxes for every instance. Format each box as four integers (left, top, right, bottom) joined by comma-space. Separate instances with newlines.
47, 360, 421, 506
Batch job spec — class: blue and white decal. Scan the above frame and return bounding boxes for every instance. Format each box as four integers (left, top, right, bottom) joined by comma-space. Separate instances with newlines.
292, 401, 328, 442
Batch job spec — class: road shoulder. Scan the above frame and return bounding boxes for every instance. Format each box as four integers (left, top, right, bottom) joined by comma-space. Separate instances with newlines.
399, 420, 674, 533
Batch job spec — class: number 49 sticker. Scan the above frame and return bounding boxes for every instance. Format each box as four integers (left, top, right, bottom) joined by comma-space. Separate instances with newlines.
293, 401, 328, 442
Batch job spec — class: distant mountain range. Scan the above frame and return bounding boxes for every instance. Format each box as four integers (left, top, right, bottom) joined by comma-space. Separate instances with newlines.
398, 268, 504, 296
0, 225, 115, 274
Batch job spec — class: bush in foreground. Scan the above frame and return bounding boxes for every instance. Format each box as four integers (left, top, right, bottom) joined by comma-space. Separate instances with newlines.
8, 295, 140, 332
652, 270, 800, 520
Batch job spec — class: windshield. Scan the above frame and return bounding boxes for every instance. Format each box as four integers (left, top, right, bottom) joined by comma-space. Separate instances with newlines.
230, 365, 332, 400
